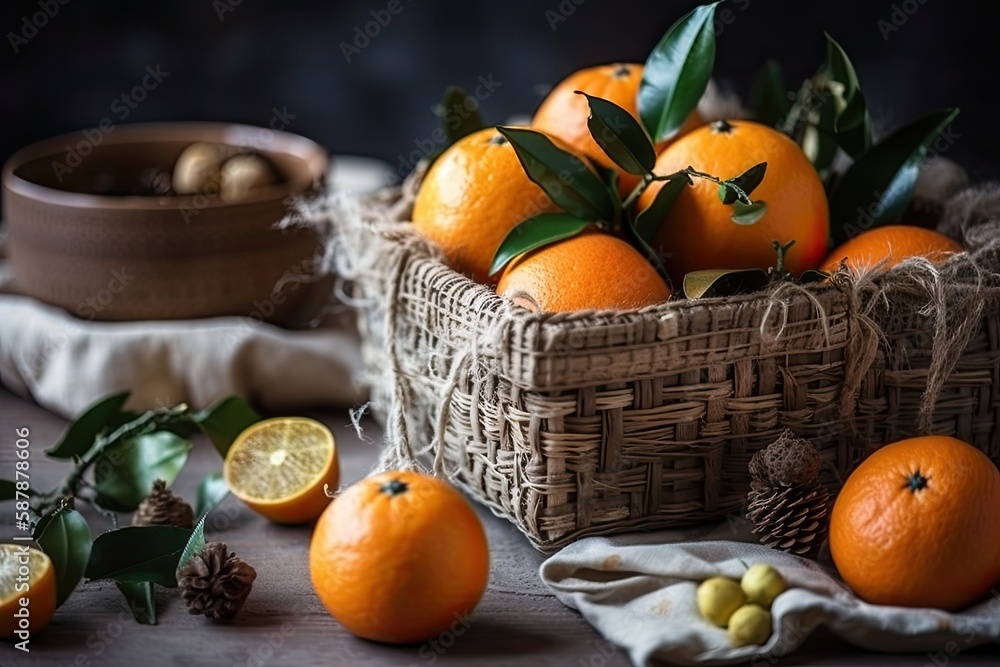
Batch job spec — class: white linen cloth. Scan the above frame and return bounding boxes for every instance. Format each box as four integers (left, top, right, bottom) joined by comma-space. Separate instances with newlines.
0, 155, 394, 418
0, 294, 367, 418
540, 524, 1000, 666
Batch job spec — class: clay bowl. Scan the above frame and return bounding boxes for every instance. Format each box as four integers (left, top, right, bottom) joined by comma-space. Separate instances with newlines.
2, 122, 330, 326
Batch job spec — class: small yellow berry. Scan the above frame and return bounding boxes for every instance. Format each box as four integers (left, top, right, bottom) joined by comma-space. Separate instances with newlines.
741, 563, 787, 608
696, 577, 746, 627
728, 604, 773, 647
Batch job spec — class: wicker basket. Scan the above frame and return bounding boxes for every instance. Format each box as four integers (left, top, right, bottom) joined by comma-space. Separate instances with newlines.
339, 182, 1000, 551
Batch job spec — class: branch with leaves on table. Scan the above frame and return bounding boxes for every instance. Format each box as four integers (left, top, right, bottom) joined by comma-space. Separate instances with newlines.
1, 391, 262, 624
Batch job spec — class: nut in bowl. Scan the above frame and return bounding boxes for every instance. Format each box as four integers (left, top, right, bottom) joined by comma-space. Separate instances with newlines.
2, 122, 330, 326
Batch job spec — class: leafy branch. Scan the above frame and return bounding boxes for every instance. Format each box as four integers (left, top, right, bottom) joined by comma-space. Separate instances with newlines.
418, 85, 488, 171
0, 391, 260, 624
748, 34, 959, 244
489, 3, 771, 287
491, 103, 769, 281
32, 403, 192, 519
471, 1, 958, 301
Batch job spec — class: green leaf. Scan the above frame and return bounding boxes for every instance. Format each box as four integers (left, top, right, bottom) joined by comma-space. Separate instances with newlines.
490, 214, 593, 276
749, 60, 791, 127
801, 94, 840, 180
794, 35, 872, 174
46, 391, 130, 459
731, 200, 768, 226
496, 127, 615, 222
103, 410, 142, 431
633, 176, 689, 244
115, 581, 156, 625
718, 183, 735, 205
178, 516, 207, 570
578, 92, 656, 176
837, 102, 872, 160
35, 507, 93, 607
93, 432, 192, 512
731, 162, 767, 199
32, 509, 55, 540
193, 396, 261, 458
683, 269, 770, 299
195, 473, 229, 520
86, 526, 191, 587
638, 2, 720, 142
824, 34, 872, 158
438, 85, 486, 145
824, 34, 862, 105
719, 162, 768, 205
599, 166, 623, 209
830, 108, 959, 245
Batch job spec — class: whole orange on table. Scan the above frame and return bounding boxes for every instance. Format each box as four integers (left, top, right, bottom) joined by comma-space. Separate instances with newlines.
638, 119, 830, 286
532, 63, 702, 197
412, 127, 567, 283
821, 225, 963, 273
310, 471, 490, 644
829, 435, 1000, 610
496, 230, 670, 312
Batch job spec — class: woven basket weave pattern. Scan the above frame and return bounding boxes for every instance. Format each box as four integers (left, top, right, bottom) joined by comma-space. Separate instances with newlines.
346, 191, 1000, 550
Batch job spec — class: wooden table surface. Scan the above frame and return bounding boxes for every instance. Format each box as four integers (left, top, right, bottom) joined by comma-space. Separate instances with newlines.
2, 387, 999, 666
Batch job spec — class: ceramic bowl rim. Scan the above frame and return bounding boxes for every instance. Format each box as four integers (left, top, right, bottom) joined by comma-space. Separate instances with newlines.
2, 121, 329, 211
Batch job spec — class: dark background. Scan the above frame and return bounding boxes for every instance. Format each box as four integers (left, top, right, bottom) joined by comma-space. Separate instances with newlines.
0, 0, 996, 181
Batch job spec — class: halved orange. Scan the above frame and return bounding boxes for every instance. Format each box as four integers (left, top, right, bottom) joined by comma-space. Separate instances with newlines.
223, 417, 339, 524
1, 545, 57, 638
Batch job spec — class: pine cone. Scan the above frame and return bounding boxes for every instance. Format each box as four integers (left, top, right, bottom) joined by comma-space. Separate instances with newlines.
747, 483, 831, 557
132, 480, 194, 529
176, 542, 257, 621
746, 430, 831, 558
748, 430, 822, 489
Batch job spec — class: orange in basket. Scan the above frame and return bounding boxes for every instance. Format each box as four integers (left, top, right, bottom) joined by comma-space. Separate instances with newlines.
532, 62, 702, 197
638, 119, 830, 286
821, 225, 963, 273
496, 230, 670, 312
412, 127, 569, 283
